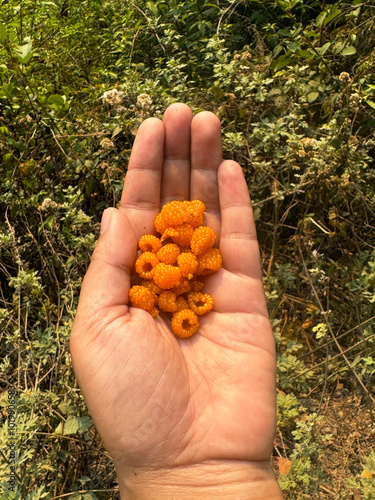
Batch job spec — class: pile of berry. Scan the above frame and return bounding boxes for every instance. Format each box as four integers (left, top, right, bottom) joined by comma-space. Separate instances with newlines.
128, 200, 222, 338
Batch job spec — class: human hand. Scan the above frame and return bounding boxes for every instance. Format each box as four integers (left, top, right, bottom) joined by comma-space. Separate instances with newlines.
70, 103, 282, 499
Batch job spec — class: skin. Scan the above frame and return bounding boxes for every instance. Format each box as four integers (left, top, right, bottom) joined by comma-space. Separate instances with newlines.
70, 103, 283, 499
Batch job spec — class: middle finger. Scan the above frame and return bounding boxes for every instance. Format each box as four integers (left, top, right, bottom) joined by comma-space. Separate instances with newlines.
160, 103, 193, 205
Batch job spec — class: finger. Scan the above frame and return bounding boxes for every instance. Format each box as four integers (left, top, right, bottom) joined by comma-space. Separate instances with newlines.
218, 161, 263, 281
160, 103, 193, 204
190, 111, 222, 234
204, 270, 269, 317
120, 117, 164, 238
72, 208, 137, 333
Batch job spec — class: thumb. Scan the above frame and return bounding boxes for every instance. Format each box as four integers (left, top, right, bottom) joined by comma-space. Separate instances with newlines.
73, 208, 137, 331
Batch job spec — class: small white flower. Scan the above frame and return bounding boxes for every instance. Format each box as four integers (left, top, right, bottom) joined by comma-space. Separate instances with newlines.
100, 137, 115, 150
101, 89, 125, 108
339, 71, 351, 82
39, 198, 59, 211
136, 93, 153, 109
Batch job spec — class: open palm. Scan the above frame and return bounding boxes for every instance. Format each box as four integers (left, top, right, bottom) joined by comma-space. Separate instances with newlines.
70, 104, 277, 486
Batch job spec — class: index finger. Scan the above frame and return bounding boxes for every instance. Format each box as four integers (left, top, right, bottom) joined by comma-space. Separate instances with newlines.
120, 118, 165, 238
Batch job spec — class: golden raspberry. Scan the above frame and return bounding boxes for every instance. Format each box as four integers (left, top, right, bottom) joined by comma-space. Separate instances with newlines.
139, 234, 162, 253
179, 246, 191, 253
155, 213, 168, 235
160, 200, 188, 227
196, 248, 223, 275
153, 263, 182, 289
171, 309, 200, 338
129, 285, 155, 312
158, 291, 178, 312
141, 280, 161, 299
190, 226, 216, 255
150, 307, 159, 318
190, 278, 204, 292
187, 292, 214, 315
135, 252, 160, 280
183, 200, 205, 227
156, 243, 180, 265
130, 200, 220, 338
177, 252, 198, 279
170, 277, 192, 295
162, 223, 194, 247
175, 296, 189, 311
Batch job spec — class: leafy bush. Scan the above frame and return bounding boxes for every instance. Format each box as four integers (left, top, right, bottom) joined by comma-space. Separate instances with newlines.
1, 0, 374, 498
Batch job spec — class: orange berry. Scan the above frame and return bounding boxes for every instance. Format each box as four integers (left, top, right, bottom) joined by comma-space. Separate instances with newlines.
158, 291, 178, 312
141, 280, 161, 299
190, 278, 204, 292
171, 309, 200, 338
130, 200, 220, 338
160, 200, 188, 227
183, 200, 205, 227
175, 296, 189, 311
135, 252, 160, 280
155, 213, 168, 235
187, 291, 214, 315
190, 226, 216, 255
153, 263, 182, 289
170, 277, 192, 295
196, 248, 223, 275
162, 223, 194, 247
150, 307, 159, 318
139, 234, 162, 253
157, 243, 180, 265
129, 285, 155, 312
179, 246, 191, 253
177, 252, 198, 279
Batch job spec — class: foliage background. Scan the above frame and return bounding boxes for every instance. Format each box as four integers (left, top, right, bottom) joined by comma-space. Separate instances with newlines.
0, 0, 375, 498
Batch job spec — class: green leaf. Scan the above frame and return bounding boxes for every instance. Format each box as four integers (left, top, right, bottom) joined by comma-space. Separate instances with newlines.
68, 493, 82, 500
0, 23, 7, 43
210, 85, 223, 100
65, 417, 80, 435
112, 124, 122, 138
0, 82, 14, 98
271, 56, 292, 72
333, 41, 345, 54
317, 7, 341, 27
66, 256, 76, 269
48, 94, 65, 108
38, 217, 54, 233
57, 416, 91, 436
365, 99, 375, 109
297, 49, 314, 60
14, 40, 33, 62
325, 10, 341, 25
316, 42, 331, 56
82, 493, 99, 500
3, 152, 14, 162
307, 91, 319, 103
286, 41, 300, 52
315, 11, 326, 28
0, 126, 9, 135
341, 46, 356, 56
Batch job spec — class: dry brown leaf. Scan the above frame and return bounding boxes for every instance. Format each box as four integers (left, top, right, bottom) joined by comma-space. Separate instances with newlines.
353, 488, 362, 500
276, 457, 292, 477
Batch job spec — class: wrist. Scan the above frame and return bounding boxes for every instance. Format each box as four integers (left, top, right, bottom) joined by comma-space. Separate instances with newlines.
117, 460, 283, 500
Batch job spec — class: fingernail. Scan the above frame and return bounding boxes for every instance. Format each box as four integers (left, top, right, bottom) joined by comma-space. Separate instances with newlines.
101, 208, 115, 234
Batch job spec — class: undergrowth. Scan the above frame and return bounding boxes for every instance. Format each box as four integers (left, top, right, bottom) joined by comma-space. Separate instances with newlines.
1, 0, 375, 498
